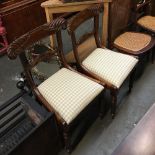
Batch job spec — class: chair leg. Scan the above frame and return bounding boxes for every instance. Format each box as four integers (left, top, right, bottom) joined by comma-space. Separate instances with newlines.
63, 124, 72, 153
99, 90, 106, 119
110, 89, 118, 119
128, 68, 136, 93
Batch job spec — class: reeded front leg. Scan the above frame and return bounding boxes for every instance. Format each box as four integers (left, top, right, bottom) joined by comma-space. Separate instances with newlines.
63, 123, 71, 153
99, 90, 106, 119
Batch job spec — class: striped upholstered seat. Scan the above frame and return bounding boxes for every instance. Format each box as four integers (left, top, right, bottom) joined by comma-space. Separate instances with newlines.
82, 48, 138, 88
138, 16, 155, 32
38, 68, 104, 124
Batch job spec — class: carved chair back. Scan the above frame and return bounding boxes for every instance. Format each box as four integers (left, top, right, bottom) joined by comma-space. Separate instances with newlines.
67, 4, 103, 66
7, 18, 69, 92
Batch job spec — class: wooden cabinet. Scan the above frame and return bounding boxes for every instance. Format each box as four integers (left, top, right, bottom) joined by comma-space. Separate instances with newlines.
0, 0, 46, 43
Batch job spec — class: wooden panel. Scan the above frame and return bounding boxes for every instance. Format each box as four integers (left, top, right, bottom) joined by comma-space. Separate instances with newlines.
0, 0, 46, 43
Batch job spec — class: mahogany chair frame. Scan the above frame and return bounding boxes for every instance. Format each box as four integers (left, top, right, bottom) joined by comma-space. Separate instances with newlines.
67, 4, 136, 118
7, 18, 104, 152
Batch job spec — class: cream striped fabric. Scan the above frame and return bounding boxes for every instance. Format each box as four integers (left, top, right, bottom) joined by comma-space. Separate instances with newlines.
38, 68, 104, 124
82, 48, 138, 88
138, 16, 155, 32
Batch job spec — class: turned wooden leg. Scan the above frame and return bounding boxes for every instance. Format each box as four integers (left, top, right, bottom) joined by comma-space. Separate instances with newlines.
63, 123, 71, 153
128, 68, 136, 93
110, 89, 118, 119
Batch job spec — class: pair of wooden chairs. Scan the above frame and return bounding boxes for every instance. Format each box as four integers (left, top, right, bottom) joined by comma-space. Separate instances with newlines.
8, 4, 139, 152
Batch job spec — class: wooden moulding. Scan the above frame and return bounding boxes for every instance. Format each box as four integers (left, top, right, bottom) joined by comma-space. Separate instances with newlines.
41, 0, 112, 8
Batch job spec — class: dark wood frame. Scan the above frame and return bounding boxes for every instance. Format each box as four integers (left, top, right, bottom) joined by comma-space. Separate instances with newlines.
67, 4, 137, 118
7, 17, 104, 153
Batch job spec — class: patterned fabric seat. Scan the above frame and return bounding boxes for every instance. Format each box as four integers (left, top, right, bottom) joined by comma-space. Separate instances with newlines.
82, 48, 138, 88
138, 16, 155, 32
114, 32, 151, 53
38, 68, 104, 124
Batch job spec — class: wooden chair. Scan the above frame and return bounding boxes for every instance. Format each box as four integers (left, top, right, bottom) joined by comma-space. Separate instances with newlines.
67, 4, 138, 118
110, 0, 155, 63
7, 18, 104, 152
136, 0, 155, 62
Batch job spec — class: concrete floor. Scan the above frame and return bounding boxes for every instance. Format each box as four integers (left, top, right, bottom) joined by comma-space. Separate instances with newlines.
1, 53, 155, 155
0, 56, 22, 105
59, 61, 155, 155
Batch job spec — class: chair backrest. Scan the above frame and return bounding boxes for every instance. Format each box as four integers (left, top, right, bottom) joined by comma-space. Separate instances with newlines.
67, 4, 104, 65
109, 0, 146, 48
7, 18, 69, 91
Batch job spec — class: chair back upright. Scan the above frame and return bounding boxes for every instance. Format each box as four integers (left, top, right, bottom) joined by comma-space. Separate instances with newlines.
67, 4, 104, 66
